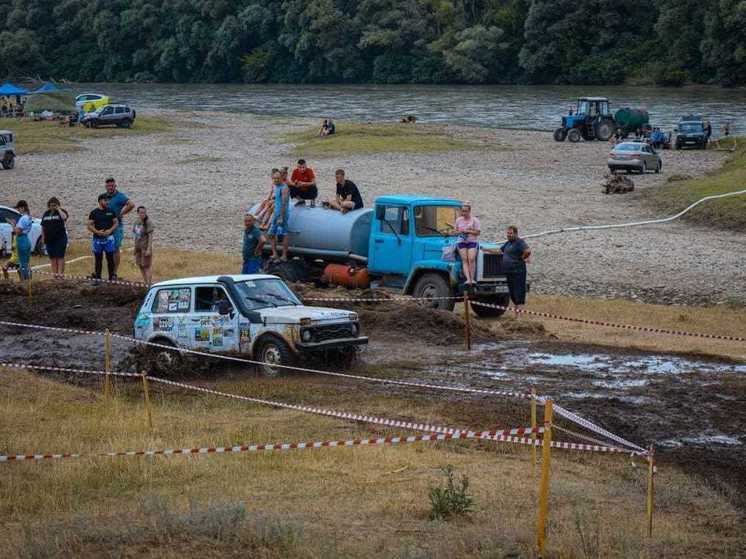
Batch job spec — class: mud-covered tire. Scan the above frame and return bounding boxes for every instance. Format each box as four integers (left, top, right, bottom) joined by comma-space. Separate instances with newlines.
567, 128, 582, 143
255, 336, 293, 377
1, 156, 14, 170
265, 258, 309, 283
553, 128, 567, 142
147, 338, 183, 376
595, 121, 614, 141
412, 272, 455, 311
471, 294, 510, 318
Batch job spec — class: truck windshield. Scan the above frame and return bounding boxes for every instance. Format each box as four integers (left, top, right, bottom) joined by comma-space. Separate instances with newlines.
234, 279, 301, 310
679, 123, 703, 133
414, 205, 460, 237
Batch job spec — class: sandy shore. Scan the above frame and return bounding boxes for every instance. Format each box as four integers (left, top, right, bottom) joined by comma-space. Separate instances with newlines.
3, 110, 744, 304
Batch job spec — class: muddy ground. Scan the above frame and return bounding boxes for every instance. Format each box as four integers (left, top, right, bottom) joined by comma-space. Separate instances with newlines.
1, 281, 745, 512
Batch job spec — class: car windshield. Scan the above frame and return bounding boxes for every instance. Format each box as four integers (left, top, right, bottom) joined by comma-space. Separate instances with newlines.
679, 123, 703, 133
414, 205, 460, 237
234, 278, 301, 310
615, 144, 642, 151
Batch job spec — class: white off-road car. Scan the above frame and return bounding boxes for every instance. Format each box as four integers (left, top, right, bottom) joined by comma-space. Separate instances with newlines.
133, 274, 367, 374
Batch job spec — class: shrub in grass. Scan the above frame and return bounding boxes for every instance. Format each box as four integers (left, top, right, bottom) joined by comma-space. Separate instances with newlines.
428, 465, 474, 521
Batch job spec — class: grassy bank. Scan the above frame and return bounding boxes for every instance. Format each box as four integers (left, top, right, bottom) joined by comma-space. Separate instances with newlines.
281, 122, 502, 157
3, 117, 172, 155
650, 138, 746, 230
2, 367, 743, 558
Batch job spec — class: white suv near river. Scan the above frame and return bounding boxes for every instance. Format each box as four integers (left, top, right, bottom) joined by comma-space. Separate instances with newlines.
134, 274, 367, 374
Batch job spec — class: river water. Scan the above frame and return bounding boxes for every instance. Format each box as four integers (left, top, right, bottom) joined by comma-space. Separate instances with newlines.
86, 82, 746, 132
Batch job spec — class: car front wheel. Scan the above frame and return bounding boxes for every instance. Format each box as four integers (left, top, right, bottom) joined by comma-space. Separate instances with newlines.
1, 156, 14, 170
255, 336, 293, 377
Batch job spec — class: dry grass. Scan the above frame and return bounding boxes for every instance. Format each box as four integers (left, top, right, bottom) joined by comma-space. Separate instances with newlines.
1, 370, 743, 558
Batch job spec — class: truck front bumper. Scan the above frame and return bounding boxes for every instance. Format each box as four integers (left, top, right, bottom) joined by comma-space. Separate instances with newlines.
296, 336, 369, 352
472, 282, 510, 295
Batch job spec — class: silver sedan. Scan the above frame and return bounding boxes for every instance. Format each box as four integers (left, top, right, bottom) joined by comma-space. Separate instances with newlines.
608, 142, 662, 174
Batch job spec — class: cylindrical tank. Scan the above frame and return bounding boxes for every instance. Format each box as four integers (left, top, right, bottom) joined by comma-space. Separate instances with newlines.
322, 264, 370, 288
614, 108, 649, 130
248, 202, 373, 261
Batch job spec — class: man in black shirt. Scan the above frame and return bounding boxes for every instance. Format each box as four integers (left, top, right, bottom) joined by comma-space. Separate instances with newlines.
328, 169, 363, 213
87, 194, 119, 282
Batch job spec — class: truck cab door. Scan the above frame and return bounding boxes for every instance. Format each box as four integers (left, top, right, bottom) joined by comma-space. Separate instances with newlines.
370, 204, 413, 278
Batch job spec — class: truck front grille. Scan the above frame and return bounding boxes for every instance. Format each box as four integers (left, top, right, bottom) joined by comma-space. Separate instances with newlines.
481, 254, 504, 278
311, 323, 355, 342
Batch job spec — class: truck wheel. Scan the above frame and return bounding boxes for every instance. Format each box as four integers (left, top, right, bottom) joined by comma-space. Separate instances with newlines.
596, 121, 613, 141
412, 273, 455, 311
471, 294, 510, 318
147, 338, 183, 376
1, 156, 14, 170
255, 336, 293, 377
265, 259, 310, 283
553, 128, 567, 142
567, 128, 582, 143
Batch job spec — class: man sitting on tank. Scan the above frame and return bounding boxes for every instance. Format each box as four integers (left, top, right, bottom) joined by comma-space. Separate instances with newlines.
288, 159, 318, 207
327, 169, 363, 214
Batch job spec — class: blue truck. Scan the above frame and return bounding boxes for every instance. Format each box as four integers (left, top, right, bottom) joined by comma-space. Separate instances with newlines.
257, 195, 513, 317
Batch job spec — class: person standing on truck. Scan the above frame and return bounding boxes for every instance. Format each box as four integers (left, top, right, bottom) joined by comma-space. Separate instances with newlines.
242, 213, 266, 274
132, 206, 154, 285
288, 159, 318, 207
102, 177, 134, 278
328, 169, 363, 213
450, 202, 480, 286
269, 170, 290, 261
87, 194, 119, 283
491, 226, 531, 310
40, 197, 69, 279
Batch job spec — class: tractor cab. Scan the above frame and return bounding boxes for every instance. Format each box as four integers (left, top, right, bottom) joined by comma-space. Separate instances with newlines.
555, 97, 615, 143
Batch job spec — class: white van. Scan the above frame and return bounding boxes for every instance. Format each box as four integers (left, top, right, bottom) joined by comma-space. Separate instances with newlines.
133, 274, 367, 374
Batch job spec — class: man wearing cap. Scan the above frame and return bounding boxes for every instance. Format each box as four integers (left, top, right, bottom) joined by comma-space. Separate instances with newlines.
242, 213, 266, 274
102, 177, 134, 278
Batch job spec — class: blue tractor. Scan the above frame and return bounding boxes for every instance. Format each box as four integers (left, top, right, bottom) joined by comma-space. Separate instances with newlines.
554, 97, 616, 143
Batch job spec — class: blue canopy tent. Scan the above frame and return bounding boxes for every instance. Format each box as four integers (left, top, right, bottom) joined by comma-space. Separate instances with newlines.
31, 81, 60, 94
0, 82, 29, 96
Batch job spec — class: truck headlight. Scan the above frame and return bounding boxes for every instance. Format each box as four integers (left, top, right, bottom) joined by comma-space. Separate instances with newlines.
350, 322, 359, 337
301, 329, 312, 342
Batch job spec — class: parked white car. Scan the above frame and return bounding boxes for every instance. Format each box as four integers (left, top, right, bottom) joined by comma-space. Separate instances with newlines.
0, 205, 44, 256
133, 274, 367, 375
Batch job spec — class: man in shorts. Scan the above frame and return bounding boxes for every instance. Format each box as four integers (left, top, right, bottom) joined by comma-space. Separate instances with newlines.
269, 170, 290, 260
102, 177, 134, 278
242, 213, 266, 274
87, 194, 119, 282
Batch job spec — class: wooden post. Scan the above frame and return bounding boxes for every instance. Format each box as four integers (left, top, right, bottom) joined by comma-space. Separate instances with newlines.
647, 444, 655, 538
536, 399, 553, 558
463, 292, 472, 350
141, 371, 153, 431
531, 388, 538, 474
103, 329, 112, 399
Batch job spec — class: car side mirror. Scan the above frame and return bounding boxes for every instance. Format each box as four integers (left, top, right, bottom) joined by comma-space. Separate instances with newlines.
218, 300, 232, 315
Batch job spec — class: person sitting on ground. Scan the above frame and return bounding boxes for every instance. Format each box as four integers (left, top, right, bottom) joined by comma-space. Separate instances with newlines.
269, 170, 290, 261
288, 158, 318, 207
133, 206, 154, 285
318, 119, 335, 137
87, 194, 119, 283
40, 197, 69, 279
327, 169, 363, 213
447, 202, 480, 286
242, 213, 266, 274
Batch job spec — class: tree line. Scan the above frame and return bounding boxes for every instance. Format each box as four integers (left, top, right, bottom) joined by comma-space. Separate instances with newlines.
1, 0, 744, 86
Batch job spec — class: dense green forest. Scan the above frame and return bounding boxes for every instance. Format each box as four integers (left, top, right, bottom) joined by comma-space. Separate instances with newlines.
1, 0, 744, 85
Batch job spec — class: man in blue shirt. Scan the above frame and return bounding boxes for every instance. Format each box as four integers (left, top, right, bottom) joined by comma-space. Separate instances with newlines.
102, 177, 134, 278
242, 213, 266, 274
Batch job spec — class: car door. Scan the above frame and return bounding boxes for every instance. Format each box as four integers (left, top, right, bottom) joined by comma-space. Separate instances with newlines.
99, 106, 115, 123
192, 285, 239, 351
148, 285, 194, 346
370, 204, 413, 277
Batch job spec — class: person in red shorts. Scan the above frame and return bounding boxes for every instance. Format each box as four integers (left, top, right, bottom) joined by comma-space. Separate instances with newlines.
288, 158, 318, 207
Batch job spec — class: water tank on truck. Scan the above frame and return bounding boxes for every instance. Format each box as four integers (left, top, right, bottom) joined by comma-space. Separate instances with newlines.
614, 108, 649, 137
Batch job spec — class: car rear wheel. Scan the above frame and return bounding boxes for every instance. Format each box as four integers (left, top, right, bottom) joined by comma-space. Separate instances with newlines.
117, 119, 132, 128
146, 338, 184, 376
567, 128, 582, 143
255, 336, 293, 377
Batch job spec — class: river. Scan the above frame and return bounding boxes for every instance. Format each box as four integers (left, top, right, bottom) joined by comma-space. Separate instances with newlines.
83, 83, 746, 132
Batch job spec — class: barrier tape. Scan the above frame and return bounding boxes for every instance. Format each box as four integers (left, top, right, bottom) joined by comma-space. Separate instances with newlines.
0, 320, 644, 453
32, 268, 148, 288
0, 361, 541, 440
0, 430, 633, 464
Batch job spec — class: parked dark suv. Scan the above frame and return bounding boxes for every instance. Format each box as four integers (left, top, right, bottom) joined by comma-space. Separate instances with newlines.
675, 116, 706, 150
81, 104, 136, 128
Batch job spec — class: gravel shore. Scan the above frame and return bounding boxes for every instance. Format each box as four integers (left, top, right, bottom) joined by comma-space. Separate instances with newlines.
3, 111, 744, 305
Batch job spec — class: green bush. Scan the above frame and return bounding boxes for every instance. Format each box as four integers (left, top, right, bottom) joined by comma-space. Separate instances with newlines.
428, 465, 474, 521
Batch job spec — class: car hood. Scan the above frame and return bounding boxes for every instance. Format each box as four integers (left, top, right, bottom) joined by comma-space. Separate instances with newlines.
256, 306, 356, 324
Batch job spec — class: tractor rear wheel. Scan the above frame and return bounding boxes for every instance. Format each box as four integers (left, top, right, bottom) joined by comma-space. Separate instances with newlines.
567, 128, 582, 143
596, 121, 614, 141
553, 128, 567, 142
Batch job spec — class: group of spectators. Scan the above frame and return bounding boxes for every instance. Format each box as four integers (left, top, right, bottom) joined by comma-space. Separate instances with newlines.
0, 95, 25, 118
2, 178, 155, 285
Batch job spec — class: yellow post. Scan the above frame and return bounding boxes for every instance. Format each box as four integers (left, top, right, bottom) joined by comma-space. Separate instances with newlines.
103, 329, 112, 399
141, 372, 153, 431
463, 292, 472, 350
531, 388, 538, 474
647, 445, 655, 538
536, 399, 553, 558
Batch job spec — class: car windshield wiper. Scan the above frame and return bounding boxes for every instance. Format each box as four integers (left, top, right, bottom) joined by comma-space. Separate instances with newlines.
245, 295, 275, 307
421, 225, 454, 237
265, 293, 297, 305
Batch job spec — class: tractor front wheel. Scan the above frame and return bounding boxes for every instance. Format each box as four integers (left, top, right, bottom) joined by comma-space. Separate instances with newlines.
553, 128, 567, 142
567, 128, 582, 143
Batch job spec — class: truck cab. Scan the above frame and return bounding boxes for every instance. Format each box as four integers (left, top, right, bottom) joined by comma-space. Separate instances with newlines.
367, 196, 510, 315
134, 274, 367, 375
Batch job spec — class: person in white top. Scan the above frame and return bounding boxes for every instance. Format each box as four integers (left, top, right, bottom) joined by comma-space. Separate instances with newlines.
449, 202, 480, 286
